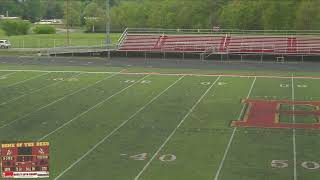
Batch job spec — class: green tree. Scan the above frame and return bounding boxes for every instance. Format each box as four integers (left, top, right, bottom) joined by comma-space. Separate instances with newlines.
296, 0, 320, 30
0, 19, 31, 36
111, 1, 147, 29
262, 0, 296, 30
218, 0, 264, 29
64, 1, 82, 27
44, 0, 64, 19
0, 0, 24, 18
84, 2, 106, 32
22, 0, 42, 22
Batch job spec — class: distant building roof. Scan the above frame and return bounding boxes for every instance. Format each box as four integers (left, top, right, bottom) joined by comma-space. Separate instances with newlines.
34, 19, 63, 25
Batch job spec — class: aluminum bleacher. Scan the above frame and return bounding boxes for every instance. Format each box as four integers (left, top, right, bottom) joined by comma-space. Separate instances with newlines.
119, 34, 222, 53
117, 28, 320, 56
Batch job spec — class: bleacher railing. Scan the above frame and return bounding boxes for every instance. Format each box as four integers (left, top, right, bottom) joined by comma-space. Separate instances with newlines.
126, 28, 320, 36
117, 28, 128, 48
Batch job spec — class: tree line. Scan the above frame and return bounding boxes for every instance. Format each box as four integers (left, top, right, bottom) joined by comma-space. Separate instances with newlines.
0, 0, 319, 31
111, 0, 320, 30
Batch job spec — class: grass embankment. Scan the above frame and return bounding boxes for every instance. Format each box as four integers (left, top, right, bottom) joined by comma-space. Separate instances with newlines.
0, 33, 121, 48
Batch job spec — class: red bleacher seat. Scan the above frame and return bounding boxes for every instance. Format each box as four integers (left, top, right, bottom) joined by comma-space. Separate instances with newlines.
118, 33, 320, 55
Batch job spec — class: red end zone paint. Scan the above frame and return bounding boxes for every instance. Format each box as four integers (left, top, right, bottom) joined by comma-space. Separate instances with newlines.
232, 99, 320, 129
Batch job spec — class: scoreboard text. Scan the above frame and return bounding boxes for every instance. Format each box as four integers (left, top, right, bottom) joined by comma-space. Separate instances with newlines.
1, 142, 49, 178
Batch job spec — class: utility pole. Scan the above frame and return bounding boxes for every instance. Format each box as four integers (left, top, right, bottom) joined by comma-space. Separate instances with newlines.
106, 0, 111, 58
66, 0, 70, 46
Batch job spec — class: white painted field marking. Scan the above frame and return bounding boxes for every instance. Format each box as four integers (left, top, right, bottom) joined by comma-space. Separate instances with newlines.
271, 160, 289, 168
39, 74, 150, 141
124, 80, 152, 84
301, 162, 320, 170
159, 154, 176, 162
291, 74, 297, 180
0, 73, 82, 105
53, 78, 64, 81
130, 153, 148, 161
134, 76, 221, 180
280, 84, 289, 88
0, 72, 17, 80
0, 72, 17, 79
297, 84, 307, 88
66, 78, 79, 82
53, 76, 185, 180
218, 82, 227, 86
1, 69, 320, 80
214, 77, 257, 180
124, 80, 136, 83
5, 72, 50, 88
0, 70, 125, 129
141, 80, 151, 84
0, 73, 82, 106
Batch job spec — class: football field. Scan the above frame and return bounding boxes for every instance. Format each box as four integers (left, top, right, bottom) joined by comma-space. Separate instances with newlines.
0, 65, 320, 180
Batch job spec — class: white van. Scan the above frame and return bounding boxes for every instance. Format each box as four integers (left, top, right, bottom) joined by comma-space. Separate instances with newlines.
0, 40, 11, 48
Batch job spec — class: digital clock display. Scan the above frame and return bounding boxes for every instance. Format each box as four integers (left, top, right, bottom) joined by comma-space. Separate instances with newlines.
18, 147, 32, 156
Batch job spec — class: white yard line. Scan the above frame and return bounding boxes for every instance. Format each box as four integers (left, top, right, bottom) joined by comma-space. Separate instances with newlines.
0, 69, 320, 80
213, 76, 257, 180
0, 70, 125, 129
134, 76, 221, 180
53, 75, 185, 180
0, 73, 82, 106
0, 72, 17, 78
39, 74, 150, 141
291, 74, 297, 180
5, 72, 50, 88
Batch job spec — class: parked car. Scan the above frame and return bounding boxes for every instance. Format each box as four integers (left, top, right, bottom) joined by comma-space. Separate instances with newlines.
0, 40, 11, 48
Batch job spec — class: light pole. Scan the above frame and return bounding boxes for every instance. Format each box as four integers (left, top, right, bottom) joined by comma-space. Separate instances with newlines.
66, 0, 70, 46
106, 0, 111, 58
106, 0, 111, 45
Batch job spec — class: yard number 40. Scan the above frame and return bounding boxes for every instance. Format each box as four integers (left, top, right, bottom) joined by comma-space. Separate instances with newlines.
129, 153, 176, 162
271, 160, 320, 170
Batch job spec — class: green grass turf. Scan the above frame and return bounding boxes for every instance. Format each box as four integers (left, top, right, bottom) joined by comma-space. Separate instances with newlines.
281, 115, 318, 124
280, 104, 318, 124
281, 104, 316, 111
0, 33, 121, 48
0, 65, 320, 180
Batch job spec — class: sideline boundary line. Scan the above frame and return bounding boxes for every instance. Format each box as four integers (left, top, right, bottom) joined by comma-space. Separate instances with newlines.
213, 76, 257, 180
0, 69, 320, 79
134, 76, 221, 180
53, 75, 185, 180
292, 74, 297, 180
38, 74, 150, 141
0, 70, 126, 129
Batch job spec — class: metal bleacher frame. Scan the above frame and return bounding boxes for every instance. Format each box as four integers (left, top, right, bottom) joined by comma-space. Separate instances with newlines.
117, 28, 320, 62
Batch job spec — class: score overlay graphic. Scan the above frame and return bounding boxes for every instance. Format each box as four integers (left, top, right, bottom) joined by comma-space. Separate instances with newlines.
1, 142, 49, 178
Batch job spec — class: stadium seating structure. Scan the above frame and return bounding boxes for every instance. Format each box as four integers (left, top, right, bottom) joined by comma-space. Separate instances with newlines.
118, 32, 320, 55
